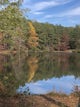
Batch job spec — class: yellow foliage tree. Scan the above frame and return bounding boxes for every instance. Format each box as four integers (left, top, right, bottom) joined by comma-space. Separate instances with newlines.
27, 56, 38, 82
28, 22, 38, 50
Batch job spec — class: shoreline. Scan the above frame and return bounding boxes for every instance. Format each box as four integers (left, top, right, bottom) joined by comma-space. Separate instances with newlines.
0, 93, 79, 107
0, 49, 80, 55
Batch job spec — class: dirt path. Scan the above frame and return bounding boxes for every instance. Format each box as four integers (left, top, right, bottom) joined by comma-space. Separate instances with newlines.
0, 94, 79, 107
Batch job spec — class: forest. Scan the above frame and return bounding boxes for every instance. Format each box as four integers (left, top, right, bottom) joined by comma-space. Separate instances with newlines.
0, 0, 80, 53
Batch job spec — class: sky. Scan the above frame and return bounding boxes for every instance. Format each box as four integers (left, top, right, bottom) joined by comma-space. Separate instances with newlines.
21, 0, 80, 27
17, 76, 80, 95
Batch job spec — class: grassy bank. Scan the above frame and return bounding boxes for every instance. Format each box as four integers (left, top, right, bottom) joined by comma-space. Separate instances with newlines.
0, 93, 79, 107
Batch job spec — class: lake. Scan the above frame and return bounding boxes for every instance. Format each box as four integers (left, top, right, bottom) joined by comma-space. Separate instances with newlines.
0, 52, 80, 96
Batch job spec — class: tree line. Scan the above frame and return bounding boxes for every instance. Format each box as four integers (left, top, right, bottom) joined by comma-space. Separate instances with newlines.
0, 0, 80, 52
33, 22, 80, 51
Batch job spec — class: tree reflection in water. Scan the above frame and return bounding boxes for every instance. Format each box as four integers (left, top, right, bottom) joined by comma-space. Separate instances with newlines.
0, 53, 80, 96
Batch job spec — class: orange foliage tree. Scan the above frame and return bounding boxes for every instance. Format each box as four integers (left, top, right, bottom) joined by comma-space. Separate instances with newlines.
27, 22, 38, 50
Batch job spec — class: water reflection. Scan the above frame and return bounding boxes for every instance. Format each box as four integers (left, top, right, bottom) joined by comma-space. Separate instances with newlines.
27, 56, 38, 82
17, 76, 80, 95
0, 53, 80, 96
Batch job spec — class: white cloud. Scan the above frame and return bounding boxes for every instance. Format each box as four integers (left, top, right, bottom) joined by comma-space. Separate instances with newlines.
44, 6, 80, 19
32, 1, 58, 11
44, 15, 54, 18
33, 0, 72, 11
66, 7, 80, 16
23, 0, 72, 15
31, 11, 44, 15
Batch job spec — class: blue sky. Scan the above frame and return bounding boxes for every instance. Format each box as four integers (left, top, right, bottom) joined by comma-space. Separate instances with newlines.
17, 76, 80, 94
21, 0, 80, 27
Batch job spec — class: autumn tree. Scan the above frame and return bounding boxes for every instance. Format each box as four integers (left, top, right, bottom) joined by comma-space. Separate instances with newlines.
27, 22, 39, 50
60, 32, 70, 51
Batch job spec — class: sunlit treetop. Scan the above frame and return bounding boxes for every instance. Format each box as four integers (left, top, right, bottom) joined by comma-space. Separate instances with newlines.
0, 0, 23, 7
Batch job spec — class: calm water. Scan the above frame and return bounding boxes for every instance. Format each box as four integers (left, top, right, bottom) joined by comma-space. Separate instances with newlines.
0, 52, 80, 96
